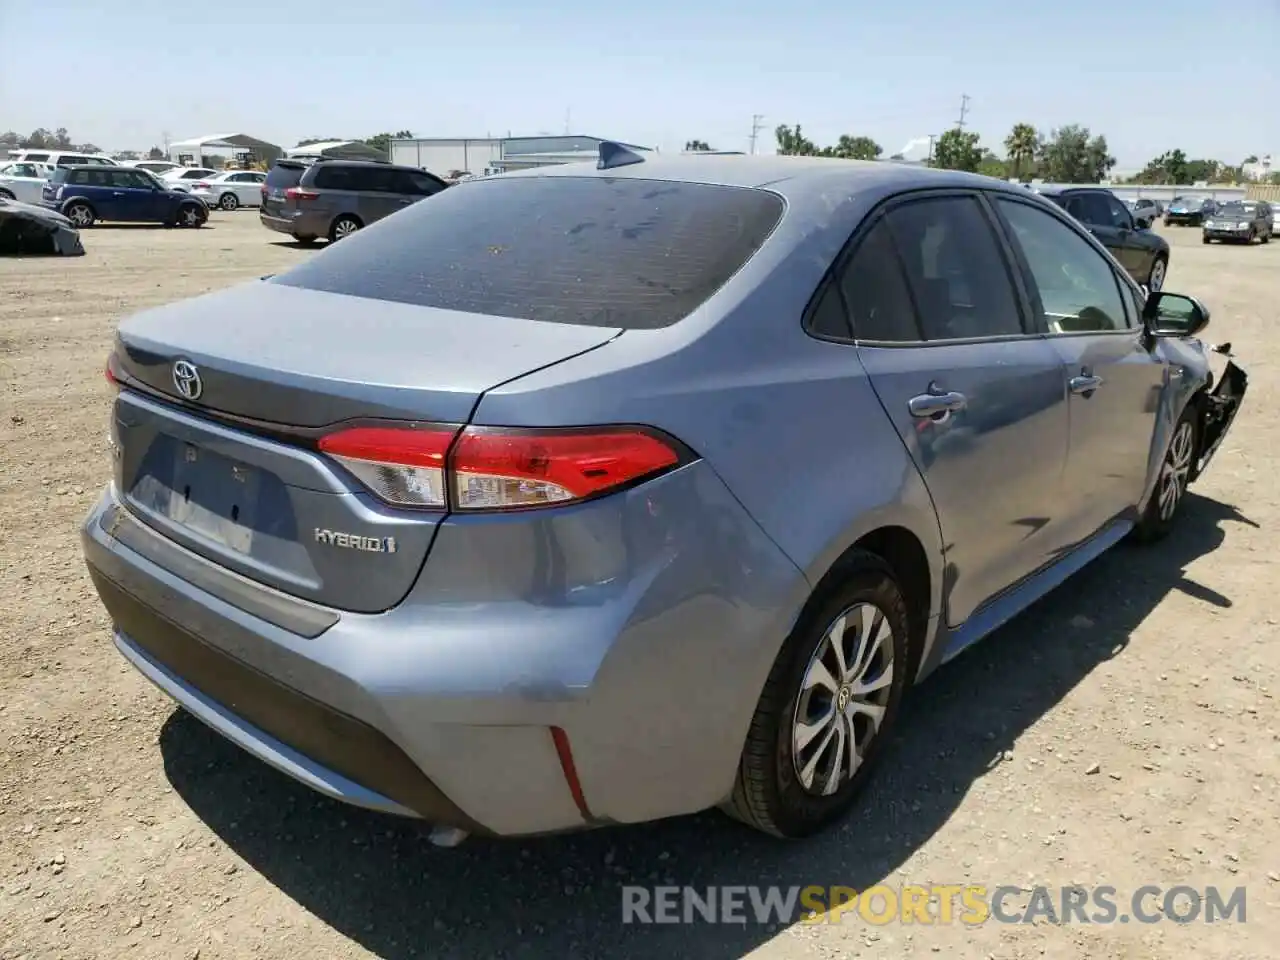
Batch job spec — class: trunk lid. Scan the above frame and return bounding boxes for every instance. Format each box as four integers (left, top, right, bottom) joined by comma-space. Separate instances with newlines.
111, 281, 621, 613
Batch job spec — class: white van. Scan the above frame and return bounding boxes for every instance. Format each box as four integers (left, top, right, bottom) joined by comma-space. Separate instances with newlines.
9, 150, 118, 168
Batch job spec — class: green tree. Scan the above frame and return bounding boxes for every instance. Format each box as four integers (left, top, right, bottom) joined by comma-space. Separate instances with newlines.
978, 151, 1008, 179
296, 137, 344, 147
1134, 150, 1188, 184
147, 146, 165, 160
775, 124, 820, 156
0, 131, 19, 147
26, 128, 53, 149
684, 139, 713, 151
932, 128, 983, 172
1183, 159, 1221, 183
1003, 122, 1040, 179
822, 134, 881, 160
1243, 154, 1258, 164
364, 130, 414, 154
1039, 125, 1114, 182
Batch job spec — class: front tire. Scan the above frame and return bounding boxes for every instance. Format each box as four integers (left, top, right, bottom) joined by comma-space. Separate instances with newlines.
177, 204, 205, 228
725, 551, 911, 838
1147, 254, 1168, 291
65, 203, 95, 228
1133, 406, 1198, 543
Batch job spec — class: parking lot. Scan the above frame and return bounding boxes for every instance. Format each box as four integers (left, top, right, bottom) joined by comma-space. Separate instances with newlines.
1, 213, 1277, 959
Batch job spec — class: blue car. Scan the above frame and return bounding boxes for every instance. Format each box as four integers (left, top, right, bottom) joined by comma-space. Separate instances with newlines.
42, 165, 208, 228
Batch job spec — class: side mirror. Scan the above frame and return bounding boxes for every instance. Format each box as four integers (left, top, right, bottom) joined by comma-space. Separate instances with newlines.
1144, 291, 1210, 339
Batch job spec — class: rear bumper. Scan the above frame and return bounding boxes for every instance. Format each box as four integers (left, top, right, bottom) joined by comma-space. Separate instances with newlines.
260, 210, 323, 237
81, 467, 808, 836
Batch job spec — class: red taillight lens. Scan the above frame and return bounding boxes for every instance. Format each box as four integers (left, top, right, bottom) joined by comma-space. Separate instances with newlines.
450, 427, 681, 509
317, 424, 684, 511
193, 182, 210, 189
318, 426, 453, 508
105, 355, 119, 389
285, 187, 318, 201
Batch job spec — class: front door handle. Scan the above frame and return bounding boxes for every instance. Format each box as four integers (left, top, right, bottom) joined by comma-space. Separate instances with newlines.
1070, 374, 1104, 396
112, 191, 125, 196
908, 391, 967, 419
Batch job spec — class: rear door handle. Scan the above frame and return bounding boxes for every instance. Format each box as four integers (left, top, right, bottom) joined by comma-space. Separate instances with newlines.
112, 191, 125, 196
908, 391, 967, 418
1070, 375, 1104, 395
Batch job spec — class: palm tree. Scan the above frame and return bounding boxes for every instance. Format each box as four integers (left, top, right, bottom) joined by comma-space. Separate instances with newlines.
1004, 123, 1040, 179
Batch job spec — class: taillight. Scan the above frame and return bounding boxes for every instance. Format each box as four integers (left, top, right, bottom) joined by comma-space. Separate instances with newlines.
193, 182, 210, 189
104, 354, 120, 389
317, 424, 686, 511
285, 187, 318, 201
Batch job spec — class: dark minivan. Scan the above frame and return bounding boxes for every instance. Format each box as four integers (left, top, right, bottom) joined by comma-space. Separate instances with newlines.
259, 159, 449, 244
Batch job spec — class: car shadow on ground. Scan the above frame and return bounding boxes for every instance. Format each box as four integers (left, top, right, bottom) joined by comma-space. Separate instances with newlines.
159, 493, 1254, 960
266, 239, 325, 250
85, 224, 212, 231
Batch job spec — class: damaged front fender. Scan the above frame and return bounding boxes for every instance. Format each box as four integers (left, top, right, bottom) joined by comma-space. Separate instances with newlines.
1191, 344, 1247, 482
0, 198, 85, 256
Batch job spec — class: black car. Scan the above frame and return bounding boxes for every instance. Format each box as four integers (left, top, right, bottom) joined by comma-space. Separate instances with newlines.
1202, 200, 1273, 244
1037, 187, 1171, 292
1164, 195, 1217, 227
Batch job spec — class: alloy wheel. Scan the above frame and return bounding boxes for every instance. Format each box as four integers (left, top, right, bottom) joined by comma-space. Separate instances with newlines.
220, 193, 238, 211
68, 205, 92, 227
1157, 421, 1194, 521
791, 602, 896, 796
1148, 258, 1166, 292
333, 218, 359, 239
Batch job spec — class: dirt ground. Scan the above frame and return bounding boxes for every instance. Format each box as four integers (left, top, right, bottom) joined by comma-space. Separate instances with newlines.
1, 213, 1276, 960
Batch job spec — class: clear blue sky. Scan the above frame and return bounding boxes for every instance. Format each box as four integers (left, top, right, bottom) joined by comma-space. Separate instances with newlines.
1, 0, 1275, 168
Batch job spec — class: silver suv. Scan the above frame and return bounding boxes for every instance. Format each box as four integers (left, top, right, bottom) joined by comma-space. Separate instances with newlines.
259, 158, 448, 244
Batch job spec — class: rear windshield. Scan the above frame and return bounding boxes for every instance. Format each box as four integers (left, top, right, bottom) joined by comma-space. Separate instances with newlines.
269, 176, 785, 329
265, 163, 306, 189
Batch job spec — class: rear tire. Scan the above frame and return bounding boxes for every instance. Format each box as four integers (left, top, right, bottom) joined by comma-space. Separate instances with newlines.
219, 192, 239, 211
1133, 404, 1199, 543
725, 551, 911, 838
65, 203, 95, 228
329, 215, 361, 242
1202, 235, 1211, 244
0, 189, 14, 200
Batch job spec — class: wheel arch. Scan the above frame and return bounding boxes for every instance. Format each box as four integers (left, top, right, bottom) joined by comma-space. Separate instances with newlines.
798, 502, 944, 688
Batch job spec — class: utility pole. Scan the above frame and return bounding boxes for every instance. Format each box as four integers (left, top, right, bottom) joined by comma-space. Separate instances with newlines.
564, 107, 571, 135
749, 114, 765, 155
956, 94, 971, 130
927, 133, 938, 165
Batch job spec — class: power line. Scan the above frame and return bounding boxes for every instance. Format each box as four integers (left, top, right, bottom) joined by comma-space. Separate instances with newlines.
749, 114, 765, 155
956, 94, 971, 130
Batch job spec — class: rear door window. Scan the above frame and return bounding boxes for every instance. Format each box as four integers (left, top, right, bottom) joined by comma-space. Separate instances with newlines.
882, 195, 1024, 340
23, 152, 50, 162
312, 165, 360, 190
836, 219, 920, 342
270, 176, 784, 329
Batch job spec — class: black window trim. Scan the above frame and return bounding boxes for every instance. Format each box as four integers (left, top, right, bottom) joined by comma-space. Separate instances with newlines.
986, 192, 1142, 339
803, 186, 1041, 349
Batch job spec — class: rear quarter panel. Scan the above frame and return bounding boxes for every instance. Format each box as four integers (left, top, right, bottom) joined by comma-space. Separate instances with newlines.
472, 183, 946, 672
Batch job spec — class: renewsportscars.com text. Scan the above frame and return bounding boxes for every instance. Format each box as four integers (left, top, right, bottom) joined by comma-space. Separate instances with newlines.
621, 884, 1247, 926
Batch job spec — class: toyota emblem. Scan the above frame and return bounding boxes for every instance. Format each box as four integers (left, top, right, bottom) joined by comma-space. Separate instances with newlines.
172, 359, 203, 401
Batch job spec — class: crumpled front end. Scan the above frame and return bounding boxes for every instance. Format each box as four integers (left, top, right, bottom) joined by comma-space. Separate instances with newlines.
0, 200, 85, 256
1191, 345, 1247, 482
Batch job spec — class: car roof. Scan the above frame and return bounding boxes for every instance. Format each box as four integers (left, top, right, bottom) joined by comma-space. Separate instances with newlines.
494, 154, 1040, 205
